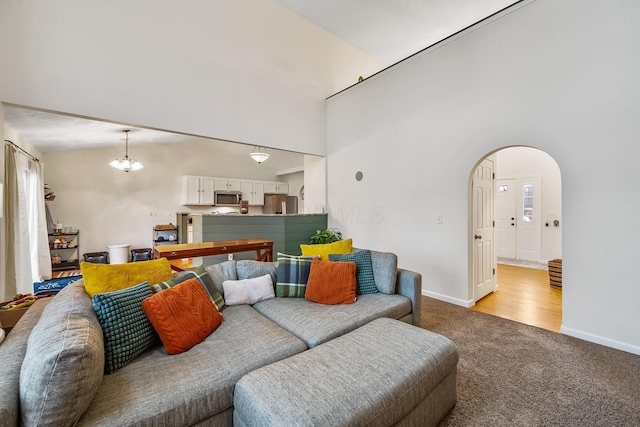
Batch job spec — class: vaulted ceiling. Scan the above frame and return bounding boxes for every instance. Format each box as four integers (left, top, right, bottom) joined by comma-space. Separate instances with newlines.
3, 1, 518, 153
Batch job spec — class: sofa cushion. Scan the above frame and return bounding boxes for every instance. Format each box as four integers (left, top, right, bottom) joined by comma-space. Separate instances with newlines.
223, 274, 275, 306
305, 259, 357, 305
253, 293, 412, 348
300, 238, 353, 261
236, 260, 277, 284
81, 258, 173, 297
76, 305, 307, 426
205, 260, 237, 296
143, 278, 224, 355
329, 249, 378, 295
20, 281, 105, 426
92, 282, 159, 374
275, 253, 317, 298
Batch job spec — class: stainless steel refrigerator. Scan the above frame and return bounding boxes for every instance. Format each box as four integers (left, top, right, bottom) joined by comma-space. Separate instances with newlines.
263, 195, 298, 214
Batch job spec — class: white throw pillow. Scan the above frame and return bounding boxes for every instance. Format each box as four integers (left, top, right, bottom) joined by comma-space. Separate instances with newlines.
222, 274, 275, 306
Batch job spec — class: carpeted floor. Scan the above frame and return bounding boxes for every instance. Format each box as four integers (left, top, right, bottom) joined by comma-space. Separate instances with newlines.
422, 297, 640, 426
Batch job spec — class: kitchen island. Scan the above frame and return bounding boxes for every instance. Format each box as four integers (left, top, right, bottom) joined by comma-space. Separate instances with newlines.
177, 213, 328, 265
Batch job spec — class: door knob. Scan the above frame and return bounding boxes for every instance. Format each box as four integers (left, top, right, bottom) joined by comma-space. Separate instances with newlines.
511, 223, 515, 226
511, 217, 515, 220
474, 235, 482, 240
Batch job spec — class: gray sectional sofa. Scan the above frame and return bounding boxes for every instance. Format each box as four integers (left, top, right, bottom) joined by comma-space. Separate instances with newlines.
0, 249, 444, 426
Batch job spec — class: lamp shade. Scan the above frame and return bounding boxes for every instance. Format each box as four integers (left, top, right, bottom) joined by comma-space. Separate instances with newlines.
250, 146, 270, 164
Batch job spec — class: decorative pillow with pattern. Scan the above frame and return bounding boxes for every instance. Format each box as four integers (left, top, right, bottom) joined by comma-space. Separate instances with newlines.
275, 253, 318, 298
142, 278, 224, 355
92, 281, 159, 374
329, 250, 378, 295
152, 265, 225, 311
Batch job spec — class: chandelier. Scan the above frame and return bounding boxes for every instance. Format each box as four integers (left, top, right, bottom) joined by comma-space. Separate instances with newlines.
249, 146, 270, 164
110, 129, 143, 172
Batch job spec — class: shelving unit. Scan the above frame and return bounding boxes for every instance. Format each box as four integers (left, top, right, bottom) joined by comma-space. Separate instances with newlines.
48, 231, 80, 271
153, 225, 178, 247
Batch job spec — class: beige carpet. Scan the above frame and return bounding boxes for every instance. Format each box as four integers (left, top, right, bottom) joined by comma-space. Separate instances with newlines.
422, 297, 640, 426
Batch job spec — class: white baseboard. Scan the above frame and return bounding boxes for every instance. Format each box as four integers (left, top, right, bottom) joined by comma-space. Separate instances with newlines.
422, 290, 474, 308
561, 326, 640, 356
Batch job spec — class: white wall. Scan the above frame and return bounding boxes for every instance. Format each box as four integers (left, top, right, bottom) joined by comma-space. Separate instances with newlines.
0, 0, 382, 156
496, 147, 562, 262
303, 155, 326, 213
43, 139, 304, 254
327, 0, 640, 354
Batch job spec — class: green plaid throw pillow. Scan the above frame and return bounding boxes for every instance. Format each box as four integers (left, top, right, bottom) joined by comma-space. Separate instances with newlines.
275, 253, 318, 298
329, 250, 378, 294
152, 265, 225, 311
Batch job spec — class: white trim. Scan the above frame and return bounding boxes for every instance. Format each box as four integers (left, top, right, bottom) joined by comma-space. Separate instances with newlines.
422, 290, 474, 308
561, 326, 640, 356
275, 166, 304, 176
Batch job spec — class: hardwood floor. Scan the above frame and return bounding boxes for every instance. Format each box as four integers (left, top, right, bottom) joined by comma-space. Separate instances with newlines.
471, 263, 562, 332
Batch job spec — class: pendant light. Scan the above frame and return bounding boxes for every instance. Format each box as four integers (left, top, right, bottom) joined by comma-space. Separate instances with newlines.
249, 146, 270, 164
110, 129, 143, 172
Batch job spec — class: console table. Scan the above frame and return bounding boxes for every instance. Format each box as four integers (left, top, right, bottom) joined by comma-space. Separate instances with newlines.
153, 238, 274, 271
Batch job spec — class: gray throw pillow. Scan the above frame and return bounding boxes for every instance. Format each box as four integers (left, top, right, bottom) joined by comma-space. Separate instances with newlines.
20, 281, 105, 426
236, 260, 277, 284
364, 249, 398, 294
205, 260, 238, 297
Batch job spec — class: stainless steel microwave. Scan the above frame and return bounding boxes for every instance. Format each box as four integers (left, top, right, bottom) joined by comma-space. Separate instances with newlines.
214, 191, 242, 206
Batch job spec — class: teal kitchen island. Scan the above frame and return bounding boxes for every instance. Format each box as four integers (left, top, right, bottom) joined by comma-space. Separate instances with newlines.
179, 213, 328, 265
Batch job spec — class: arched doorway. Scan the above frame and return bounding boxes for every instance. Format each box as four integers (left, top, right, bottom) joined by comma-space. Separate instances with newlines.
470, 146, 562, 331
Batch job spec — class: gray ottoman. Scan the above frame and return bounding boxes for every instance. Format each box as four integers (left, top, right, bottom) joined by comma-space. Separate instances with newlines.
234, 318, 459, 427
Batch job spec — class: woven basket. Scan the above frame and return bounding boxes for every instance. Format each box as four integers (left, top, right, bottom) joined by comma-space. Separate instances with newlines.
548, 259, 562, 289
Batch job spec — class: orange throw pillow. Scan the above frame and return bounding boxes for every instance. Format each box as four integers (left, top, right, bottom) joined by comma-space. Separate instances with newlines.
305, 259, 357, 305
142, 278, 223, 355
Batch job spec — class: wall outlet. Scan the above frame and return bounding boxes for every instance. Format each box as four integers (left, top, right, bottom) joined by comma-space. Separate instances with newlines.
437, 216, 443, 224
227, 253, 234, 261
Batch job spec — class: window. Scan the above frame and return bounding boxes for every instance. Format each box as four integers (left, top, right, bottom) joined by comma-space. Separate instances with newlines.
523, 184, 534, 222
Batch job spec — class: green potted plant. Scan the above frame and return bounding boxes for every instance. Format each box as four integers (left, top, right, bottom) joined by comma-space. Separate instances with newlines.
309, 228, 342, 244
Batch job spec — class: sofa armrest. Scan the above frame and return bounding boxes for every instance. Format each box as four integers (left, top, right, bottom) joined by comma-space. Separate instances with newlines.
396, 269, 422, 327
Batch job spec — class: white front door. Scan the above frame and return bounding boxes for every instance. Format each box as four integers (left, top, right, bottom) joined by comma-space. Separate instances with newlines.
496, 178, 517, 258
495, 177, 541, 262
516, 177, 540, 262
473, 158, 496, 301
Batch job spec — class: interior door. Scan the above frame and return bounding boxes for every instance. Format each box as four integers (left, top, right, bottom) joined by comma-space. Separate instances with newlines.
473, 158, 496, 301
496, 178, 517, 258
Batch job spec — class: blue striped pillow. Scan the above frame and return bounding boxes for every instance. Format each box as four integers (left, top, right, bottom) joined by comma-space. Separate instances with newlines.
275, 253, 318, 298
329, 250, 378, 295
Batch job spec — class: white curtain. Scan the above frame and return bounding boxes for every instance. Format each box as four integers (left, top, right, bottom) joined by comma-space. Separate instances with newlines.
4, 144, 51, 297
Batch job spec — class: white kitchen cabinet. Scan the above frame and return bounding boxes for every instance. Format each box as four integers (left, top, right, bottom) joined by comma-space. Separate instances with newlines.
241, 180, 265, 205
264, 181, 289, 194
182, 175, 214, 205
215, 177, 241, 192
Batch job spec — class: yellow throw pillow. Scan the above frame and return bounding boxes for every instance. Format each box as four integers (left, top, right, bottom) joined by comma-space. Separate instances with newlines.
300, 238, 353, 261
81, 258, 173, 297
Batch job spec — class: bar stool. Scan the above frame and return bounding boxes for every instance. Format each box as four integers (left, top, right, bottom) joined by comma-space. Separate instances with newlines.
131, 248, 153, 262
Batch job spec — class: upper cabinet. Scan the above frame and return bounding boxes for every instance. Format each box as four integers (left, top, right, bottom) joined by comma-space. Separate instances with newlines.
184, 176, 287, 206
241, 180, 265, 206
215, 177, 241, 192
183, 176, 215, 205
264, 181, 289, 194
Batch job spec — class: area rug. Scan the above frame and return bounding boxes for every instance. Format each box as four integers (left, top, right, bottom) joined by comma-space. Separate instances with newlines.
421, 297, 640, 426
